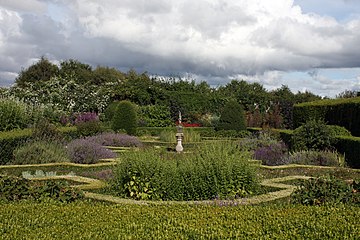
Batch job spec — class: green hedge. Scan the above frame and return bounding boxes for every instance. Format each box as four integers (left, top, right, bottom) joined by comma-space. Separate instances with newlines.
0, 129, 32, 165
334, 136, 360, 169
248, 128, 360, 168
293, 97, 360, 136
0, 202, 359, 239
138, 127, 214, 136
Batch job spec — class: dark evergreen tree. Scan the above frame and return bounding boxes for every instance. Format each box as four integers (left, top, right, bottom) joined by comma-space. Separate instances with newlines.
216, 100, 246, 131
112, 100, 138, 135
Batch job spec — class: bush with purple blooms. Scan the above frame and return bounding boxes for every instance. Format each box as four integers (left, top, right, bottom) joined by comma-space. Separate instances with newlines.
87, 133, 142, 147
67, 138, 116, 164
253, 141, 289, 166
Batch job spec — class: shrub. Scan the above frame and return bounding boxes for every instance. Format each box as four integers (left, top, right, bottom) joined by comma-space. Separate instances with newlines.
67, 138, 116, 164
0, 97, 30, 131
112, 100, 138, 135
104, 101, 120, 122
111, 142, 260, 201
291, 176, 359, 205
253, 142, 289, 166
328, 125, 352, 136
74, 112, 102, 137
288, 150, 344, 167
292, 119, 337, 151
0, 129, 32, 165
32, 118, 62, 141
335, 136, 360, 168
87, 133, 142, 147
11, 141, 69, 165
216, 100, 246, 132
0, 175, 84, 202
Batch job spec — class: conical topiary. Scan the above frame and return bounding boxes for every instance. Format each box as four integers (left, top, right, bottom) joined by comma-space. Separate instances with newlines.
216, 100, 246, 131
111, 100, 138, 135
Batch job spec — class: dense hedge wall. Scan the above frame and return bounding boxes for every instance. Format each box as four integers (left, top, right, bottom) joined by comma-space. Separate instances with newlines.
293, 97, 360, 136
334, 136, 360, 169
0, 202, 359, 239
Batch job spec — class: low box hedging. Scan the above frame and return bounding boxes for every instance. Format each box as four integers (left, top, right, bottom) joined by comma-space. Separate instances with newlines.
0, 202, 359, 239
137, 127, 214, 137
293, 97, 360, 136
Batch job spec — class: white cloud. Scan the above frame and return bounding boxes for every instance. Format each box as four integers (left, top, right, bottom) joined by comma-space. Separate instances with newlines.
0, 0, 360, 97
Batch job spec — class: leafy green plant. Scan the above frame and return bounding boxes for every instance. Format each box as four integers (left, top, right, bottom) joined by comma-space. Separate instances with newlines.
0, 97, 30, 131
291, 176, 358, 205
11, 141, 69, 165
32, 118, 62, 141
159, 128, 201, 143
292, 119, 337, 151
111, 142, 260, 201
0, 175, 84, 202
112, 100, 138, 135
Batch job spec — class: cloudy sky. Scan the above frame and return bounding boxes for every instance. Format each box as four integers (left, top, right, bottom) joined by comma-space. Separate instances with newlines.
1, 0, 360, 97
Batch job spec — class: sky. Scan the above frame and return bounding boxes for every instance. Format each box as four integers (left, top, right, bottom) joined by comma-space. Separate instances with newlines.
1, 0, 360, 97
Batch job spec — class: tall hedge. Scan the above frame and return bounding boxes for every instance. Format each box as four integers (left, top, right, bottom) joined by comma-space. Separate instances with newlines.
293, 97, 360, 136
112, 100, 138, 135
216, 100, 246, 131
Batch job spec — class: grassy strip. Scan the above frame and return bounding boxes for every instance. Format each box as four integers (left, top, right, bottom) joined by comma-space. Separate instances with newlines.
0, 201, 358, 239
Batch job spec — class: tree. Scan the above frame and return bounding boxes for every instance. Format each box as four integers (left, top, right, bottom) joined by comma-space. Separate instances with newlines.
216, 100, 246, 131
59, 59, 93, 84
15, 57, 59, 87
112, 100, 138, 135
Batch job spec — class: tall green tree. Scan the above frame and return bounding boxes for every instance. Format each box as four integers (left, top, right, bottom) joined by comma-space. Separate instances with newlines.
15, 57, 59, 88
216, 100, 246, 131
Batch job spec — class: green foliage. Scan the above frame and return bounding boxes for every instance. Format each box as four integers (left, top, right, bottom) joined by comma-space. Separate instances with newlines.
216, 100, 246, 131
159, 128, 201, 143
291, 176, 359, 205
112, 100, 138, 135
328, 125, 352, 136
0, 202, 359, 239
104, 101, 120, 122
0, 129, 32, 165
293, 97, 360, 136
288, 150, 344, 167
292, 120, 337, 151
138, 105, 173, 127
0, 175, 83, 202
15, 57, 59, 88
111, 142, 259, 201
11, 141, 69, 165
32, 119, 62, 141
335, 136, 360, 168
76, 120, 102, 137
0, 97, 30, 131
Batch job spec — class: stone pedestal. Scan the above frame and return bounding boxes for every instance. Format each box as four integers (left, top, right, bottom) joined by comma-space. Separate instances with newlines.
175, 133, 184, 152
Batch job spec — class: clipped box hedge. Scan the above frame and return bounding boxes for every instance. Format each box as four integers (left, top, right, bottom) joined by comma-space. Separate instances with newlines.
0, 202, 359, 239
293, 97, 360, 136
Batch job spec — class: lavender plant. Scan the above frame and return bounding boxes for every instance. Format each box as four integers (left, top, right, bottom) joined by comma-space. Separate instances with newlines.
253, 141, 290, 166
288, 150, 344, 167
67, 138, 116, 164
86, 133, 142, 147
